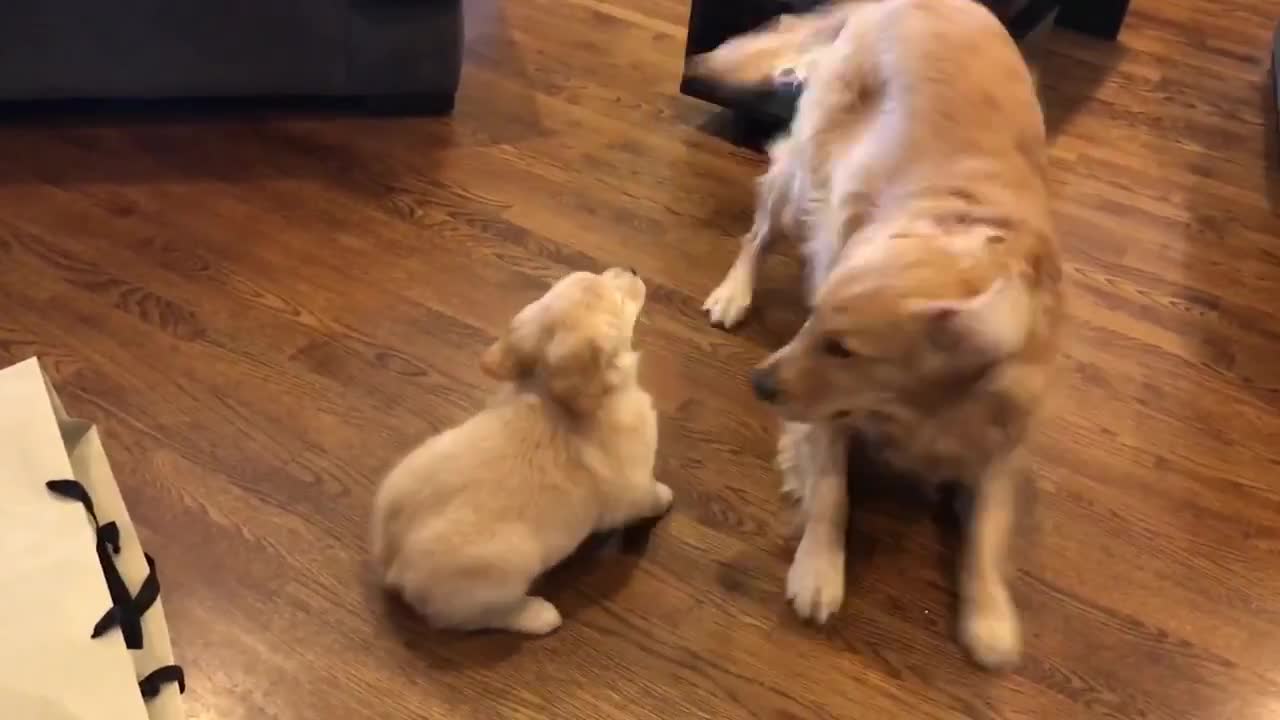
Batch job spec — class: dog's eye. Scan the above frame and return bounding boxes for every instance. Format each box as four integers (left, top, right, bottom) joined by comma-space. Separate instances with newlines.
822, 337, 855, 359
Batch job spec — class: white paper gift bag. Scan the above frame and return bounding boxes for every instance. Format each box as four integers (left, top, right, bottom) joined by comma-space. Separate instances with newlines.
0, 357, 184, 720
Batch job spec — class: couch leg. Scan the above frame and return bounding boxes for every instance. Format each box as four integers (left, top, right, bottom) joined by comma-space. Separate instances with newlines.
1055, 0, 1130, 41
364, 92, 456, 116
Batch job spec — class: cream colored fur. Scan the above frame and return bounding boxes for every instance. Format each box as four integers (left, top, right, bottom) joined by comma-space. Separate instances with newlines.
690, 0, 1063, 670
369, 269, 672, 635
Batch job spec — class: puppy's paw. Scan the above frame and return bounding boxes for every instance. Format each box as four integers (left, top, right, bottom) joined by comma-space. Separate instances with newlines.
654, 482, 675, 514
511, 597, 563, 636
703, 265, 754, 329
786, 535, 845, 624
959, 590, 1022, 670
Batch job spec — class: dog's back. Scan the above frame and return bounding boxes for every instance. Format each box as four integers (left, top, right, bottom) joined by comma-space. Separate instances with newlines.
819, 0, 1061, 481
370, 395, 596, 609
794, 0, 1051, 250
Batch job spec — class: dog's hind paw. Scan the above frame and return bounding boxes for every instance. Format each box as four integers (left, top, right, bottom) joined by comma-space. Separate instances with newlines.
508, 597, 563, 636
654, 482, 675, 514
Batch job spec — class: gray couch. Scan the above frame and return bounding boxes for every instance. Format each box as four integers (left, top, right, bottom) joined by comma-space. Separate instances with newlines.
0, 1, 463, 113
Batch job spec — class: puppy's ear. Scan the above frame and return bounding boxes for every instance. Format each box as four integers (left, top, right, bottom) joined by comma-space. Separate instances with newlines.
543, 331, 618, 414
480, 333, 528, 381
917, 278, 1032, 362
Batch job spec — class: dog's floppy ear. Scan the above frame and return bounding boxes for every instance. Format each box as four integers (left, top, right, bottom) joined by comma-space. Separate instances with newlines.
480, 336, 519, 380
543, 330, 618, 414
480, 326, 534, 381
917, 277, 1032, 362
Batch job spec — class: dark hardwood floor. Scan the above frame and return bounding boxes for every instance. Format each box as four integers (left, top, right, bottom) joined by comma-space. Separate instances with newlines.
2, 0, 1278, 718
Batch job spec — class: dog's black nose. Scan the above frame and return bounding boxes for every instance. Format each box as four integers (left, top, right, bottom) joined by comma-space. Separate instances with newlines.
751, 367, 780, 404
627, 266, 638, 276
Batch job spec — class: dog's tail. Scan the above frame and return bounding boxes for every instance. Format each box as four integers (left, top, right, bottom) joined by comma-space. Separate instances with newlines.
685, 4, 853, 90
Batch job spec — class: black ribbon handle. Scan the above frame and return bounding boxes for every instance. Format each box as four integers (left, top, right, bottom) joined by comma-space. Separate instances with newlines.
45, 479, 186, 700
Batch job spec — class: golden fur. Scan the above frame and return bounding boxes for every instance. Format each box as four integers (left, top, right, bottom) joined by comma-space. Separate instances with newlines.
369, 269, 672, 635
689, 0, 1063, 669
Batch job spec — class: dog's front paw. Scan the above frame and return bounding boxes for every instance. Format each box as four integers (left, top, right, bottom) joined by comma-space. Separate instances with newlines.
786, 535, 845, 624
703, 265, 754, 329
959, 589, 1022, 670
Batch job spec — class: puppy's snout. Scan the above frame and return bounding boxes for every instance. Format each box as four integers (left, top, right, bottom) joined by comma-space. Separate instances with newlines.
627, 267, 638, 276
751, 366, 781, 404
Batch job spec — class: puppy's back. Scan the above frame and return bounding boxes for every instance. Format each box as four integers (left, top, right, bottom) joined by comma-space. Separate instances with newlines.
369, 394, 594, 595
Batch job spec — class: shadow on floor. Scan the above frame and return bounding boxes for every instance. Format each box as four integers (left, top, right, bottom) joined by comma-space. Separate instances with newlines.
1033, 30, 1127, 138
379, 517, 666, 670
1261, 63, 1279, 212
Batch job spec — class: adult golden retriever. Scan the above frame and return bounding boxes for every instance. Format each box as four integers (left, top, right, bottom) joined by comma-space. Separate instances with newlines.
689, 0, 1063, 669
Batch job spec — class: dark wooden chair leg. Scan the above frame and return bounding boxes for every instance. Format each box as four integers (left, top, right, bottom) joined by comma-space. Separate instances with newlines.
1055, 0, 1130, 40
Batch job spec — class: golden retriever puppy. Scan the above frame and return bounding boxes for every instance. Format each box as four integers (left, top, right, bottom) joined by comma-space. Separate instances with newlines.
369, 268, 673, 635
690, 0, 1063, 670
